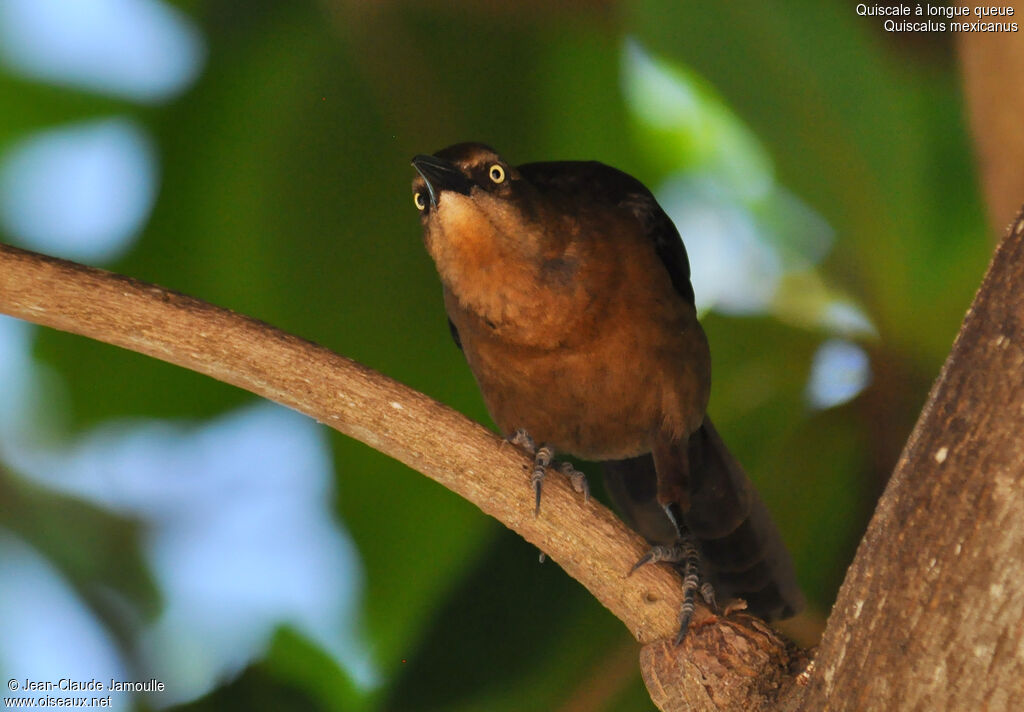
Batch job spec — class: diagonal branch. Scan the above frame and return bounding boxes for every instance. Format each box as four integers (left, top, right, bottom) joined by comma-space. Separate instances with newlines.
0, 241, 688, 640
0, 241, 807, 710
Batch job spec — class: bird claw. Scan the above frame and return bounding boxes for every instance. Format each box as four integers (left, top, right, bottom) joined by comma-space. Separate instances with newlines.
628, 544, 684, 575
531, 445, 553, 516
628, 537, 718, 645
558, 461, 590, 501
506, 430, 588, 515
673, 536, 718, 644
700, 582, 719, 613
532, 473, 543, 516
506, 428, 537, 454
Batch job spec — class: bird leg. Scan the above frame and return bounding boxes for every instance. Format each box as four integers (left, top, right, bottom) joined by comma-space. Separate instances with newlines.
505, 429, 589, 515
629, 530, 719, 644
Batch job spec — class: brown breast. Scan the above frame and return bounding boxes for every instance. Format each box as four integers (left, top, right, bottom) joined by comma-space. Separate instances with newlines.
446, 220, 710, 460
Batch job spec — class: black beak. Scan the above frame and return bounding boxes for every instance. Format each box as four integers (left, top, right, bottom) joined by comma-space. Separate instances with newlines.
411, 154, 474, 207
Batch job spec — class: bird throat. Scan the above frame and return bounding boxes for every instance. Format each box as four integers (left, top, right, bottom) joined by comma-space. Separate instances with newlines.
426, 195, 586, 348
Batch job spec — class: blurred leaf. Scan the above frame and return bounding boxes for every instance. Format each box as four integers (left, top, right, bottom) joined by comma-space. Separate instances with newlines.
29, 0, 505, 688
170, 660, 324, 712
628, 0, 989, 371
702, 312, 867, 607
0, 465, 159, 631
384, 528, 648, 712
0, 72, 133, 147
258, 627, 369, 712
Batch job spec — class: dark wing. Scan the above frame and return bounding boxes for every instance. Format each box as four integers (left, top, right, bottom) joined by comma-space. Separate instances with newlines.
517, 161, 695, 305
522, 161, 804, 620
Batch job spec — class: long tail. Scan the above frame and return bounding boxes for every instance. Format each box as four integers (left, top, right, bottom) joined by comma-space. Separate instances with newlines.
602, 418, 803, 621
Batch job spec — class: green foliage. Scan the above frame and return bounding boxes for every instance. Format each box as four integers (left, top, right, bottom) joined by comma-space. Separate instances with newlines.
0, 0, 989, 709
0, 466, 160, 621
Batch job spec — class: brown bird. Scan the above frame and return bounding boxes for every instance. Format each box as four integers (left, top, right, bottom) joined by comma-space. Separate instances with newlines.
411, 142, 803, 641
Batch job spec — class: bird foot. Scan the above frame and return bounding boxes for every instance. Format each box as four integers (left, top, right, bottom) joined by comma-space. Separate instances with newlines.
506, 428, 537, 453
628, 535, 718, 644
559, 461, 590, 498
628, 544, 677, 573
505, 429, 589, 515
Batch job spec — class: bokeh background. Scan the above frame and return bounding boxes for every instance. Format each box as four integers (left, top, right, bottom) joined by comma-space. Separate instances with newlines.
0, 1, 1005, 710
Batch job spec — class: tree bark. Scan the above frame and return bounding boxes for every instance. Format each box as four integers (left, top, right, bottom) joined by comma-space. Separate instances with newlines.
640, 613, 805, 712
792, 208, 1024, 710
957, 1, 1024, 235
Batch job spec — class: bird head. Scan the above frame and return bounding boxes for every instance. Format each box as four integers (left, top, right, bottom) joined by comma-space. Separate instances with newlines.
411, 143, 554, 290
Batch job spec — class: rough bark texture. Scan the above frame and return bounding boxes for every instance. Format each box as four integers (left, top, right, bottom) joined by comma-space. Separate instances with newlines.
796, 210, 1024, 710
958, 1, 1024, 234
641, 612, 801, 712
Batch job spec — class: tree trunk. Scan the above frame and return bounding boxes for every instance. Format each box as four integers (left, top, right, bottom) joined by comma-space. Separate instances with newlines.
958, 1, 1024, 234
793, 209, 1024, 710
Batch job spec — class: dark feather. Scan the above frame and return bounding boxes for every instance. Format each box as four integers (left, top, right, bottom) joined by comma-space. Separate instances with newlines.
448, 318, 463, 351
518, 161, 695, 305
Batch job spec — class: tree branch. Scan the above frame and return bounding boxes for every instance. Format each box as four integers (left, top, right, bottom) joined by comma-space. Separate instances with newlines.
0, 241, 691, 639
0, 241, 805, 709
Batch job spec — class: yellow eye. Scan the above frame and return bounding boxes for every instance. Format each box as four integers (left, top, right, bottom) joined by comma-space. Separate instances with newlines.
414, 192, 426, 211
488, 164, 506, 184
